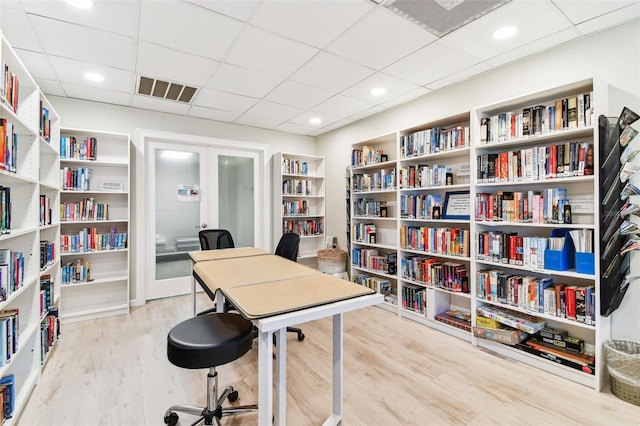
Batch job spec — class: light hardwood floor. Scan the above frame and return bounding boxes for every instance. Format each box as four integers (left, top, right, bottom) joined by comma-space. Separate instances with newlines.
17, 293, 640, 425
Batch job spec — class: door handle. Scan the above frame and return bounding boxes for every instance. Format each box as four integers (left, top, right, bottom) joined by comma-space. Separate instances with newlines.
196, 223, 208, 229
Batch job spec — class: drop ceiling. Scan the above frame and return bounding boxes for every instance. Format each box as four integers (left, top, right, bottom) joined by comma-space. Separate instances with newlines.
1, 0, 638, 136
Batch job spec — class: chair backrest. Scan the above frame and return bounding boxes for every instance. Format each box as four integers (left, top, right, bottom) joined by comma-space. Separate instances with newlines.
198, 229, 235, 250
275, 232, 300, 262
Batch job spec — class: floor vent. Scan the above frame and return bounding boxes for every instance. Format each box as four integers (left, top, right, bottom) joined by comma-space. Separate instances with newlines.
136, 75, 198, 103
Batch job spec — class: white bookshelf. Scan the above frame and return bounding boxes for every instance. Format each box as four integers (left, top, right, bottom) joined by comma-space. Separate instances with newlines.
59, 128, 130, 323
272, 152, 325, 259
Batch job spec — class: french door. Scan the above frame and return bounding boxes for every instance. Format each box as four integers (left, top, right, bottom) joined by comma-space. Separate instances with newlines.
145, 138, 265, 300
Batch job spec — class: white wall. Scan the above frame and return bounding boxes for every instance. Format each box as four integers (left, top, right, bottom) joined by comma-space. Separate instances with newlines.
48, 96, 316, 303
317, 21, 640, 341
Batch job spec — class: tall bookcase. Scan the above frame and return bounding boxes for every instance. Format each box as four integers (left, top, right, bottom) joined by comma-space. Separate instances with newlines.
59, 128, 130, 324
0, 35, 61, 424
272, 152, 325, 259
348, 78, 613, 391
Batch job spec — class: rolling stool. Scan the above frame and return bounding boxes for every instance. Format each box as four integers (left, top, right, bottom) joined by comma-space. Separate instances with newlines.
164, 313, 258, 425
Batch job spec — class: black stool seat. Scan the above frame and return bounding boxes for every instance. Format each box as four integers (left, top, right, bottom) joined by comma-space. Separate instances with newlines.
167, 313, 254, 369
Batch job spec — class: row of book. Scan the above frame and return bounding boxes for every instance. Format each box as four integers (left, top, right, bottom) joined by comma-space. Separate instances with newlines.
281, 158, 309, 175
476, 270, 596, 325
2, 59, 20, 113
401, 283, 426, 314
434, 310, 472, 332
61, 258, 91, 284
39, 194, 52, 226
0, 119, 18, 173
398, 164, 452, 189
61, 166, 93, 191
479, 92, 593, 144
352, 169, 396, 192
60, 227, 128, 253
0, 186, 10, 234
400, 193, 442, 220
475, 188, 570, 224
351, 146, 388, 167
353, 198, 388, 217
351, 248, 397, 275
352, 273, 392, 296
40, 311, 59, 365
476, 142, 593, 184
0, 374, 15, 422
60, 198, 110, 222
400, 226, 470, 258
282, 179, 313, 196
281, 199, 309, 217
401, 256, 469, 293
40, 275, 55, 315
40, 103, 51, 142
282, 219, 323, 236
0, 250, 24, 303
400, 125, 470, 159
60, 136, 97, 160
351, 222, 377, 244
0, 309, 18, 367
40, 240, 55, 270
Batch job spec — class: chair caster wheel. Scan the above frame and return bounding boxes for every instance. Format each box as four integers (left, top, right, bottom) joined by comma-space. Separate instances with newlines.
297, 331, 305, 341
164, 412, 178, 425
228, 390, 239, 402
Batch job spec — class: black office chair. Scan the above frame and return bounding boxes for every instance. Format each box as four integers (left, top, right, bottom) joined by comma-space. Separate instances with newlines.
275, 232, 305, 342
198, 229, 235, 314
164, 312, 258, 425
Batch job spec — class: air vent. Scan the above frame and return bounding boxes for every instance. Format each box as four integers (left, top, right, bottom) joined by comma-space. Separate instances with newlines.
377, 0, 511, 37
136, 75, 198, 104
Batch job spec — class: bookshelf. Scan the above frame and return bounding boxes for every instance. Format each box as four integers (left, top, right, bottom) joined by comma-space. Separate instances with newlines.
59, 128, 130, 324
0, 34, 61, 424
272, 152, 325, 259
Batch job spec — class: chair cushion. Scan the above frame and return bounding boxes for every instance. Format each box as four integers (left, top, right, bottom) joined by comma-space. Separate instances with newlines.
167, 313, 254, 369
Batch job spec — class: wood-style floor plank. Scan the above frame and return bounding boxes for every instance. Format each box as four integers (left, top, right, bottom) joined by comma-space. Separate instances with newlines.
16, 293, 640, 425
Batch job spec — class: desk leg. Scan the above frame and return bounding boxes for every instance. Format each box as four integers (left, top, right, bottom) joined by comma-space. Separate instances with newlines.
191, 274, 196, 317
215, 292, 225, 313
258, 330, 273, 426
324, 313, 344, 426
275, 328, 287, 426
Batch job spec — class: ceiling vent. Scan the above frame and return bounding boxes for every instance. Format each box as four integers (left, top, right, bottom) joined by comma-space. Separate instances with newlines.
136, 75, 198, 103
376, 0, 511, 37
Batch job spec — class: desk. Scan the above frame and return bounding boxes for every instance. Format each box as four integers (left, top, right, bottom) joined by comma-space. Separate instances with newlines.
191, 251, 383, 425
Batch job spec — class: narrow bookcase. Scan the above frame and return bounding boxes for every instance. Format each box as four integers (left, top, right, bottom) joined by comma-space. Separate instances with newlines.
348, 78, 613, 391
59, 128, 130, 324
272, 152, 325, 259
0, 34, 61, 425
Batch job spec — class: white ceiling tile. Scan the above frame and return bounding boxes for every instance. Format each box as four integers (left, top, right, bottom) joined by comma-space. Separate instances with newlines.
249, 0, 373, 48
442, 0, 572, 62
326, 7, 438, 70
382, 87, 431, 109
346, 105, 386, 122
29, 15, 135, 70
383, 40, 483, 86
245, 100, 303, 122
13, 49, 57, 80
192, 89, 258, 113
486, 27, 581, 67
62, 83, 131, 106
131, 95, 192, 114
139, 1, 242, 60
551, 0, 635, 24
289, 52, 375, 93
206, 63, 282, 98
264, 80, 333, 110
341, 72, 420, 105
49, 56, 134, 92
187, 0, 259, 21
234, 114, 281, 129
22, 0, 140, 37
225, 26, 319, 78
188, 106, 243, 122
312, 118, 354, 135
425, 62, 492, 91
1, 7, 42, 51
275, 122, 318, 136
136, 41, 218, 87
288, 110, 343, 128
575, 2, 640, 35
0, 1, 21, 10
36, 78, 66, 97
312, 95, 373, 118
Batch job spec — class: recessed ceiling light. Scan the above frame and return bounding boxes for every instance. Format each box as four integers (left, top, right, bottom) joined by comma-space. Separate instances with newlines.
493, 26, 517, 40
371, 87, 387, 97
309, 117, 322, 125
84, 72, 104, 82
65, 0, 93, 9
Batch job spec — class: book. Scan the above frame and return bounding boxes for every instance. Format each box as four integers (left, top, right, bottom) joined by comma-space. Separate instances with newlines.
476, 304, 546, 333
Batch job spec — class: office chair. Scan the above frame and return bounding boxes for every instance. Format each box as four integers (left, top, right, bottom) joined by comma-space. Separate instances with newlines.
274, 232, 305, 342
164, 312, 258, 425
198, 229, 235, 315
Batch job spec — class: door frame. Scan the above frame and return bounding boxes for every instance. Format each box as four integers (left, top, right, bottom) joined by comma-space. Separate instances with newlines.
134, 129, 269, 305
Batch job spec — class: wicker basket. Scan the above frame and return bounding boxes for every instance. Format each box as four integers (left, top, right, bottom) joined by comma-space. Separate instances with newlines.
317, 245, 347, 274
604, 340, 640, 406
